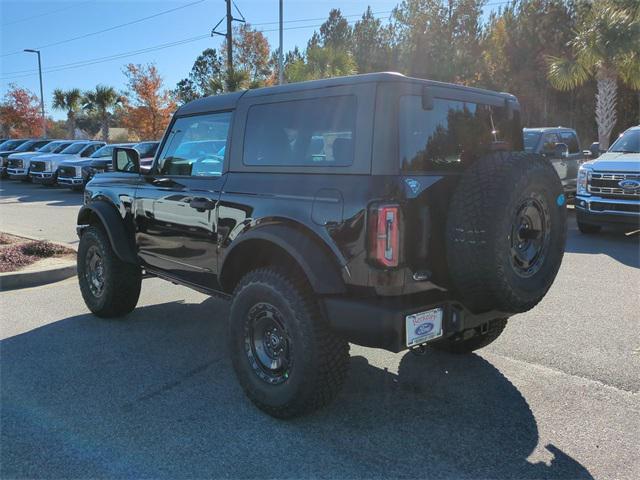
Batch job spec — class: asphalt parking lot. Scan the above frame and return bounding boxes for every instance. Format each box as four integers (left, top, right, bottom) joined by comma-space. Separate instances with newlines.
1, 180, 639, 479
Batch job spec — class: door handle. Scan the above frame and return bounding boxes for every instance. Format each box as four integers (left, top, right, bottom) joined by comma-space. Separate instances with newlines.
189, 197, 216, 211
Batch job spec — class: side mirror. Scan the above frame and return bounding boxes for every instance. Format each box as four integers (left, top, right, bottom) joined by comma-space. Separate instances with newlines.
554, 143, 569, 158
112, 147, 140, 174
421, 86, 434, 110
582, 150, 593, 159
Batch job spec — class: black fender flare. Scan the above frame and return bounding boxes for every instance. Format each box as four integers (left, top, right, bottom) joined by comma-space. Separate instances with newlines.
77, 202, 138, 264
220, 224, 346, 294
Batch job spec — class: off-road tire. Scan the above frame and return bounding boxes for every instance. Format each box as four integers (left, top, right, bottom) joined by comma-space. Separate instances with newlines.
229, 267, 349, 418
446, 152, 567, 314
577, 220, 601, 234
77, 226, 141, 317
432, 318, 507, 354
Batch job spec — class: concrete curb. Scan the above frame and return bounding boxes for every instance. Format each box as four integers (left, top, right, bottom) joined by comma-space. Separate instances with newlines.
0, 232, 78, 291
0, 259, 77, 291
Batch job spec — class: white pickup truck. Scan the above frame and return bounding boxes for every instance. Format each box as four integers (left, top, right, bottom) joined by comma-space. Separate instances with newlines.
575, 126, 640, 233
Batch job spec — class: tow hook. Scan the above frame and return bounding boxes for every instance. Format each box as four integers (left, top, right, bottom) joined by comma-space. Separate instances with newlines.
410, 344, 429, 356
480, 322, 489, 335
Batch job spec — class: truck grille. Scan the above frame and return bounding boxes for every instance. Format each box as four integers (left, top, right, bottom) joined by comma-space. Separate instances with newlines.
589, 172, 640, 199
58, 166, 77, 177
30, 161, 46, 172
7, 159, 23, 168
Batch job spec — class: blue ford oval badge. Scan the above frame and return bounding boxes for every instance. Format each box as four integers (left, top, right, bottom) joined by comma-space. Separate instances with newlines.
618, 179, 640, 191
415, 323, 434, 336
405, 178, 420, 195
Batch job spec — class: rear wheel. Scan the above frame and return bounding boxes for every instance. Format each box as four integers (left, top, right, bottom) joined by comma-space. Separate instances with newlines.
229, 267, 349, 418
432, 318, 507, 354
77, 226, 141, 317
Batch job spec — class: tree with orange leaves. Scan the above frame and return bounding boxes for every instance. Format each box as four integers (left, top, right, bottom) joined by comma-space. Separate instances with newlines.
0, 84, 44, 137
121, 63, 176, 140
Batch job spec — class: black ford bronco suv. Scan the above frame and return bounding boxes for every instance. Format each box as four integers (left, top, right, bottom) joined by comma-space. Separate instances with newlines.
76, 73, 567, 418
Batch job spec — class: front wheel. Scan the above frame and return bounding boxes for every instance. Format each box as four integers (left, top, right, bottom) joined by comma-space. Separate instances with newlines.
229, 267, 349, 418
431, 318, 508, 354
77, 226, 141, 317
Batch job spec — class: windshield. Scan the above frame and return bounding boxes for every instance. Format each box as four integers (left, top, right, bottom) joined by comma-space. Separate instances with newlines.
609, 129, 640, 153
52, 142, 73, 153
0, 139, 27, 151
135, 142, 159, 158
523, 131, 542, 152
37, 141, 62, 153
91, 145, 116, 158
15, 140, 46, 152
60, 143, 89, 155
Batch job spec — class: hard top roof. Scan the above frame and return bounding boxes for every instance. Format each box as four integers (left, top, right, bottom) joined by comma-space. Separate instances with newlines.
176, 72, 517, 117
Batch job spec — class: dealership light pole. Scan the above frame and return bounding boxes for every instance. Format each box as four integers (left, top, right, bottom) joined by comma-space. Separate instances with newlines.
24, 49, 46, 138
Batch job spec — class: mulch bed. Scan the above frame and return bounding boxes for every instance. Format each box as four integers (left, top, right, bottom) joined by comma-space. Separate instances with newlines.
0, 233, 75, 273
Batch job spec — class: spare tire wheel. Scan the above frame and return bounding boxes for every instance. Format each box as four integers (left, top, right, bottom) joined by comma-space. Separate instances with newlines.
446, 151, 567, 314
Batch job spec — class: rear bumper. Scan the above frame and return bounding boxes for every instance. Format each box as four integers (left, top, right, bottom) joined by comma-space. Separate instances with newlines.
30, 171, 56, 184
323, 294, 509, 353
575, 195, 640, 227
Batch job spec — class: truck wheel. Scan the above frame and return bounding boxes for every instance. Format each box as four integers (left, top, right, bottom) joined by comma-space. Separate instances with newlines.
577, 220, 601, 234
432, 318, 507, 354
446, 152, 567, 314
77, 226, 141, 318
229, 267, 349, 418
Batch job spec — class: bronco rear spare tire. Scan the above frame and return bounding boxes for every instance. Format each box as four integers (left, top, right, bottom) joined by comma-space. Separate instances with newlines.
446, 152, 566, 314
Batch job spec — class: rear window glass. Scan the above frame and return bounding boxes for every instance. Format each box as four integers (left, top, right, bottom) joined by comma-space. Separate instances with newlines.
243, 95, 356, 167
523, 131, 541, 152
399, 96, 522, 172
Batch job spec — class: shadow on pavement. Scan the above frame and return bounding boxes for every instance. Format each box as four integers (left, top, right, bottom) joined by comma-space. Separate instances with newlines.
564, 212, 639, 268
1, 298, 592, 479
0, 180, 83, 207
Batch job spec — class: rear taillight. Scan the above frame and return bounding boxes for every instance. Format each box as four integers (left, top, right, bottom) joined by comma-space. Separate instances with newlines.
369, 204, 400, 268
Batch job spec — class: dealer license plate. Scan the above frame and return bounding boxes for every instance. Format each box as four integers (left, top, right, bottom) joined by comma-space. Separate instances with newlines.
406, 308, 443, 347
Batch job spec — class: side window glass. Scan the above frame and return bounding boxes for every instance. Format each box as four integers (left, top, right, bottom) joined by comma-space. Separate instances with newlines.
560, 132, 579, 153
243, 95, 356, 167
157, 112, 231, 177
542, 134, 559, 152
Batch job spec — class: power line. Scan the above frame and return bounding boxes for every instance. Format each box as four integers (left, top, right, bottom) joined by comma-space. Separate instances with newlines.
2, 9, 393, 79
1, 1, 92, 27
1, 35, 211, 81
0, 0, 205, 58
0, 6, 511, 81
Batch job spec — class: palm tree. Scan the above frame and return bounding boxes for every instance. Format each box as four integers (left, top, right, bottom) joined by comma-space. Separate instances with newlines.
83, 85, 123, 142
52, 88, 82, 138
547, 2, 640, 150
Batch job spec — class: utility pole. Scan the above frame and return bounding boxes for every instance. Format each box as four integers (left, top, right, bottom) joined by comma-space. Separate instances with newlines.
278, 0, 284, 85
225, 0, 233, 75
24, 49, 46, 137
212, 0, 245, 84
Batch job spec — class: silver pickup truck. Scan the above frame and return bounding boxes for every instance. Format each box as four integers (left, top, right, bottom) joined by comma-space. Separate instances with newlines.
575, 126, 640, 233
523, 127, 588, 196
